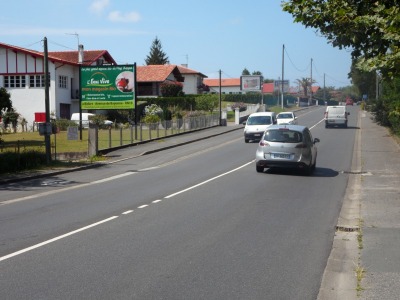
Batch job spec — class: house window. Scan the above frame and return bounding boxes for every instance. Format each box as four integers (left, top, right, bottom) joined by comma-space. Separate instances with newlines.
29, 74, 50, 88
4, 75, 26, 88
59, 75, 68, 89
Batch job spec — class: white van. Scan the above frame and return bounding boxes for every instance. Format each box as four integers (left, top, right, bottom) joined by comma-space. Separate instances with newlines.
71, 113, 94, 128
324, 106, 350, 128
243, 112, 277, 143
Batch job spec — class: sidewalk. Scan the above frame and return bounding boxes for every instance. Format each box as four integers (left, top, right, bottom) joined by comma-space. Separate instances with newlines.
318, 110, 400, 299
359, 111, 400, 299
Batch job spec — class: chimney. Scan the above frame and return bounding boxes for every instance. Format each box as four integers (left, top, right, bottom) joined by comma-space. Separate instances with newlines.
78, 44, 84, 64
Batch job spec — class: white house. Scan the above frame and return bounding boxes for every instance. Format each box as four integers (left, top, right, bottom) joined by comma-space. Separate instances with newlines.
177, 65, 207, 95
203, 78, 242, 94
0, 42, 116, 130
0, 42, 210, 131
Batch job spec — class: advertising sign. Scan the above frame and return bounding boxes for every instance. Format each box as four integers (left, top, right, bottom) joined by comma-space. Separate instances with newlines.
274, 80, 290, 93
80, 65, 135, 109
240, 75, 263, 91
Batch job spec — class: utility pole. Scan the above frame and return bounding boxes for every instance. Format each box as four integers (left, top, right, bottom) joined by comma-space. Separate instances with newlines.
281, 44, 285, 109
323, 73, 326, 104
219, 69, 222, 125
309, 58, 313, 105
43, 37, 51, 164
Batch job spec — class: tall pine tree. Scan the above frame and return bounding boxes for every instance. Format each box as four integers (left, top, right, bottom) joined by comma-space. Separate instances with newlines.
145, 37, 169, 65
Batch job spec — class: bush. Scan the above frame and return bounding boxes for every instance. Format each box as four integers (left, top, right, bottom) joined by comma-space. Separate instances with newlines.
230, 102, 247, 112
0, 150, 47, 174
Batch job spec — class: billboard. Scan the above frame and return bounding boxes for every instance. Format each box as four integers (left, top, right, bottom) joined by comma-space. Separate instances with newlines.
274, 80, 290, 93
240, 75, 263, 91
80, 65, 135, 110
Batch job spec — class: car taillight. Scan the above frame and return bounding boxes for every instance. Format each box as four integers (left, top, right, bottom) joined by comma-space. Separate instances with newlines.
295, 143, 307, 148
259, 140, 270, 147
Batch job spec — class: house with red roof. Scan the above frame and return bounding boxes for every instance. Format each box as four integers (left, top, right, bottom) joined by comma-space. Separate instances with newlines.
203, 78, 242, 94
0, 42, 207, 130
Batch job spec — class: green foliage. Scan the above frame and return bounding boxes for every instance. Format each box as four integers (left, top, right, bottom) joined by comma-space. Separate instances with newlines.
0, 150, 47, 174
349, 61, 376, 100
145, 37, 169, 65
160, 81, 184, 97
3, 110, 20, 132
53, 119, 77, 131
282, 1, 400, 79
195, 94, 219, 113
242, 68, 250, 75
0, 87, 13, 115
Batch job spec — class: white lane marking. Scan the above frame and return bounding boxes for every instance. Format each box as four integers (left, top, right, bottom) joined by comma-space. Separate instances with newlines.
91, 172, 136, 184
138, 205, 148, 208
165, 160, 254, 199
122, 210, 134, 214
0, 216, 118, 263
152, 200, 162, 203
310, 119, 325, 129
2, 172, 137, 205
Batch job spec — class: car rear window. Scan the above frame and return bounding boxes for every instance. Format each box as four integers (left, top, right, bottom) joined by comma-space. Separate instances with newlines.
247, 116, 272, 125
264, 129, 302, 143
277, 113, 292, 119
328, 107, 345, 114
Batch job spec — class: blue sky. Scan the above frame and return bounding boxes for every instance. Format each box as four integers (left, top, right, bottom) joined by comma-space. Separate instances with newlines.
0, 0, 352, 88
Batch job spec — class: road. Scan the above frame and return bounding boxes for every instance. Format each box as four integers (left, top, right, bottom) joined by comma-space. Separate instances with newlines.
0, 106, 359, 299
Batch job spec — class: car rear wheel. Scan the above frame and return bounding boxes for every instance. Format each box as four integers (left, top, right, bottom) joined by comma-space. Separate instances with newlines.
256, 165, 264, 173
245, 138, 249, 143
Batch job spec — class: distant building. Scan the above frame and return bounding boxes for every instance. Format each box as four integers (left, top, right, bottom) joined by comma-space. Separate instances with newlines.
0, 41, 207, 130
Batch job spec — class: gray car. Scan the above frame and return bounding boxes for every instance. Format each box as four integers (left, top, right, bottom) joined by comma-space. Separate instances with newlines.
255, 125, 320, 174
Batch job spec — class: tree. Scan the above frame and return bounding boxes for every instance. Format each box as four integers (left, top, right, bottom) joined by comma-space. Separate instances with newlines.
242, 68, 250, 75
145, 37, 169, 65
296, 77, 315, 97
195, 94, 219, 113
252, 71, 263, 75
160, 81, 184, 97
282, 1, 400, 79
0, 87, 13, 117
348, 60, 376, 100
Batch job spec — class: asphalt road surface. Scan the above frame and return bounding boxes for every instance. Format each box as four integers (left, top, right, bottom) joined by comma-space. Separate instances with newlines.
0, 106, 359, 299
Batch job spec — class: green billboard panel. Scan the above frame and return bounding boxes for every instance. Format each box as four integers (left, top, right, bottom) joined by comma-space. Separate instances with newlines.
80, 65, 135, 109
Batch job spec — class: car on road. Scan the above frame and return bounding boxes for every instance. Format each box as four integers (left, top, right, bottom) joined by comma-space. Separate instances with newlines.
255, 125, 320, 175
276, 111, 297, 125
324, 106, 350, 128
71, 113, 113, 129
243, 112, 277, 143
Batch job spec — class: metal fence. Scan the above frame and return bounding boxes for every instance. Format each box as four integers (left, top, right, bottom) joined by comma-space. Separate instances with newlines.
97, 114, 221, 152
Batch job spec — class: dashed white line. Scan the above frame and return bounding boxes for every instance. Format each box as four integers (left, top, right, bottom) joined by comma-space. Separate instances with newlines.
165, 161, 254, 199
122, 210, 134, 214
0, 216, 118, 262
152, 200, 162, 203
138, 205, 148, 208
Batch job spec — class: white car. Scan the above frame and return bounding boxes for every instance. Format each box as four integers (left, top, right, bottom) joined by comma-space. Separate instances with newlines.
276, 112, 297, 125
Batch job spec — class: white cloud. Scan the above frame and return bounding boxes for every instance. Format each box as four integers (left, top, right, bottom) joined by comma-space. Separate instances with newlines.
89, 0, 110, 15
108, 11, 141, 23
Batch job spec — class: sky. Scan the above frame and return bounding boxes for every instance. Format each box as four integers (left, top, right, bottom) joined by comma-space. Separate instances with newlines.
0, 0, 352, 88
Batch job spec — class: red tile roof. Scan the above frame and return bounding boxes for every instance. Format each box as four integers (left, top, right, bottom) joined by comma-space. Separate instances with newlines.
137, 65, 184, 82
0, 42, 116, 66
48, 50, 116, 65
203, 78, 240, 87
177, 65, 207, 78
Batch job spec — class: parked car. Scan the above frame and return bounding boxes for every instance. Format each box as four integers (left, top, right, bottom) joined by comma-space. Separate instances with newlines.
71, 113, 113, 129
243, 112, 277, 143
276, 111, 297, 125
324, 106, 350, 128
255, 125, 320, 175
